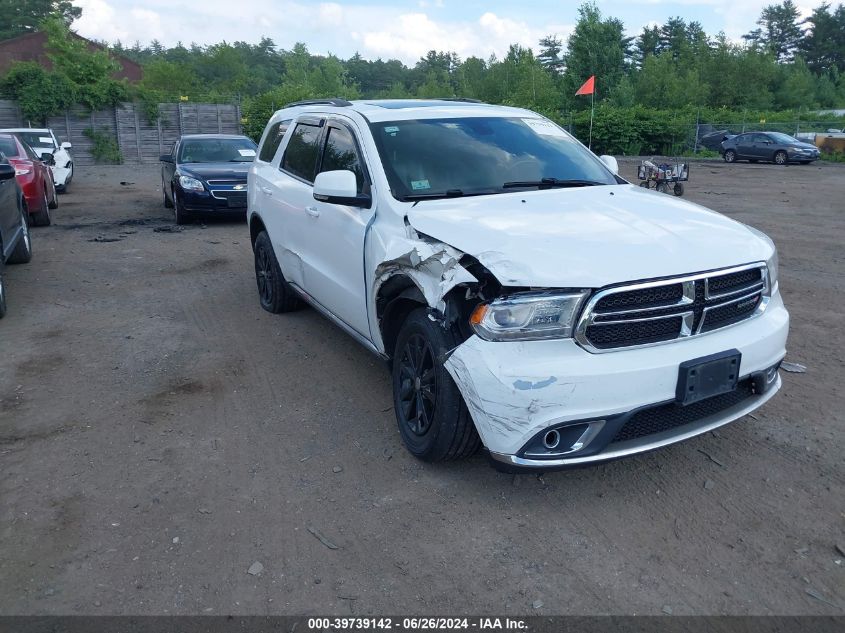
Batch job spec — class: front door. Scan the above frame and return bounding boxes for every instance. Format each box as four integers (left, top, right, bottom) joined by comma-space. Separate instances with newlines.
295, 119, 375, 338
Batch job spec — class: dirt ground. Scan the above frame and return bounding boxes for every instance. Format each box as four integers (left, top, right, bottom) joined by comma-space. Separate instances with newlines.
0, 158, 843, 616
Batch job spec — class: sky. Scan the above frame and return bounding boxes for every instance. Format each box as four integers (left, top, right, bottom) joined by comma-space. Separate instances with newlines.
72, 0, 829, 64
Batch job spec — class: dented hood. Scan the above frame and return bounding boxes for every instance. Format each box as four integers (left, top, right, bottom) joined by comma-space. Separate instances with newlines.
406, 184, 772, 288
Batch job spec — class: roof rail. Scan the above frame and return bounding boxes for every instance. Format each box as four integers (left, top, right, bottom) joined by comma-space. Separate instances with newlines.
438, 98, 484, 103
284, 98, 353, 108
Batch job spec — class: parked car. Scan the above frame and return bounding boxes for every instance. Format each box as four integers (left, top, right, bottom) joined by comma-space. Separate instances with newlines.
720, 131, 821, 164
698, 129, 736, 152
160, 134, 258, 224
0, 153, 34, 318
0, 128, 74, 191
0, 134, 58, 226
248, 98, 788, 471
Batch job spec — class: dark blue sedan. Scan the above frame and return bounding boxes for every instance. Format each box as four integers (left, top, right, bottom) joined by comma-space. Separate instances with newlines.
160, 134, 257, 224
720, 131, 821, 165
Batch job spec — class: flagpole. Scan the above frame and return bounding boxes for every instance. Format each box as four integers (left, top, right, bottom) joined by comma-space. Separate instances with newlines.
588, 88, 594, 150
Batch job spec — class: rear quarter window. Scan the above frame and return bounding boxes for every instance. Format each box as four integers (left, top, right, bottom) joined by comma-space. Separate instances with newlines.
258, 120, 291, 163
281, 122, 323, 182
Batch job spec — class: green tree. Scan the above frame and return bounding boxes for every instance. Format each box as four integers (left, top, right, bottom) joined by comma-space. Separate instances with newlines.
537, 35, 565, 74
562, 2, 633, 105
801, 3, 845, 74
0, 0, 81, 40
744, 1, 805, 62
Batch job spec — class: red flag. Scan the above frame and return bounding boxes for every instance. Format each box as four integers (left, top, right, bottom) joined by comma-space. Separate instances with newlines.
575, 75, 595, 96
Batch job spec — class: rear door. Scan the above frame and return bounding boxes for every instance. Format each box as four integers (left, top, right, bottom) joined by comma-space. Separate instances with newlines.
0, 155, 19, 259
295, 118, 375, 336
735, 134, 755, 159
263, 117, 326, 288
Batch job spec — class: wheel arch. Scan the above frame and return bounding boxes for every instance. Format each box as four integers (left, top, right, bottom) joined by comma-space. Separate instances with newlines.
376, 273, 428, 359
249, 213, 267, 248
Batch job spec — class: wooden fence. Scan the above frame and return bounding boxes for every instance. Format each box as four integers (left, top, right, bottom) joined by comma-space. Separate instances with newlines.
0, 100, 242, 165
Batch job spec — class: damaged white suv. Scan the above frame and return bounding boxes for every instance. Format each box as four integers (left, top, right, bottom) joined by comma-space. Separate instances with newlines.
248, 98, 788, 471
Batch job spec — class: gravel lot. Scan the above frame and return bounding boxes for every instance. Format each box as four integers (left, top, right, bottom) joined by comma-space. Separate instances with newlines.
0, 159, 843, 616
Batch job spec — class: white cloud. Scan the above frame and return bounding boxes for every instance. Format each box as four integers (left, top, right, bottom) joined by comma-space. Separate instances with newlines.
71, 0, 572, 64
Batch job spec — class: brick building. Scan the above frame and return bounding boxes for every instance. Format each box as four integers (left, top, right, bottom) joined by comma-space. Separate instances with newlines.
0, 31, 143, 82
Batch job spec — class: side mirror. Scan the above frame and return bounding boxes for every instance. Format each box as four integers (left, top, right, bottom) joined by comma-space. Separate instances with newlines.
0, 163, 15, 180
160, 155, 174, 163
313, 170, 370, 207
61, 142, 72, 149
42, 152, 56, 166
599, 155, 619, 175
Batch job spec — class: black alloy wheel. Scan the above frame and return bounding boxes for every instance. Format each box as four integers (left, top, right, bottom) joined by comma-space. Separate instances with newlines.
396, 333, 438, 436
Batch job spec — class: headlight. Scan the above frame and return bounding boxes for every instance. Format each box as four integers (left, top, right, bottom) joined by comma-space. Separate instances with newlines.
14, 167, 31, 175
470, 291, 589, 341
179, 175, 204, 192
767, 249, 778, 293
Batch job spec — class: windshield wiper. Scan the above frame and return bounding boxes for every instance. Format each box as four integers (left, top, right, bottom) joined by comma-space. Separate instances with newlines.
502, 178, 605, 189
399, 189, 466, 202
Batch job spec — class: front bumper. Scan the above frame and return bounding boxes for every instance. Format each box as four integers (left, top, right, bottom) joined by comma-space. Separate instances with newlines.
444, 291, 789, 470
52, 164, 71, 187
177, 189, 247, 213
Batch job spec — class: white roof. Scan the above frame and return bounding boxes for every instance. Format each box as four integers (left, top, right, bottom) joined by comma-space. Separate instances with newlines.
277, 99, 538, 123
0, 128, 52, 133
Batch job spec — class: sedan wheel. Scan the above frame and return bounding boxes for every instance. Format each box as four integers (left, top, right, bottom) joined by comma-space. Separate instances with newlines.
0, 271, 6, 319
724, 150, 737, 163
8, 207, 33, 264
172, 189, 189, 225
31, 191, 51, 226
774, 150, 788, 165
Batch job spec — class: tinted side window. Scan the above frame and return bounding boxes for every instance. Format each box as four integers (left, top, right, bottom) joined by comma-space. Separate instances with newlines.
258, 119, 291, 163
281, 123, 322, 182
320, 126, 366, 193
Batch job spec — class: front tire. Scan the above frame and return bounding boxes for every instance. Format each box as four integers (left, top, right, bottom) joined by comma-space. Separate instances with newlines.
253, 231, 301, 313
656, 182, 669, 194
673, 183, 684, 196
723, 150, 737, 163
774, 150, 788, 165
163, 179, 173, 208
172, 189, 189, 225
392, 308, 481, 462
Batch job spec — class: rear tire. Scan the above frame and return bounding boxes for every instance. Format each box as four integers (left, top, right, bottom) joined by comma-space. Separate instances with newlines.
8, 207, 33, 264
47, 180, 59, 209
0, 270, 7, 319
392, 308, 481, 462
31, 192, 51, 226
774, 150, 788, 165
673, 183, 684, 196
724, 150, 736, 163
656, 182, 669, 194
253, 231, 301, 313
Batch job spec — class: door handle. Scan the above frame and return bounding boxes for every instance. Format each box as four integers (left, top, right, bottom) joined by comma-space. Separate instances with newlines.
305, 206, 320, 218
260, 186, 273, 196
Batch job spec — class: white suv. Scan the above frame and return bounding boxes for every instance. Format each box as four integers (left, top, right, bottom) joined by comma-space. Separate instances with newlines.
247, 98, 789, 472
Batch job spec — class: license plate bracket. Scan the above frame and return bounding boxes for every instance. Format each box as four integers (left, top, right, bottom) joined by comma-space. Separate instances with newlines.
676, 349, 741, 405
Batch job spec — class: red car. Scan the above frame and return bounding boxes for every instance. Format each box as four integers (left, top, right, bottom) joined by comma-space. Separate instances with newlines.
0, 133, 58, 226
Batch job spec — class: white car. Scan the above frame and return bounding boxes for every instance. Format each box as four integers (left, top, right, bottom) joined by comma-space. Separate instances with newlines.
247, 98, 789, 471
0, 128, 74, 191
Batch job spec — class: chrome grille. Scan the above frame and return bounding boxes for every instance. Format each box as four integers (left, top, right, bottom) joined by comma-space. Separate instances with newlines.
575, 263, 769, 353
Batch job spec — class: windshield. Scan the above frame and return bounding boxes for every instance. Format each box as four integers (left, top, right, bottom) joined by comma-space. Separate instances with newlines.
369, 116, 616, 200
178, 137, 257, 164
767, 132, 800, 144
15, 132, 55, 150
